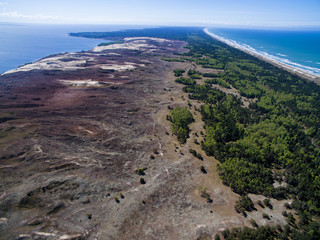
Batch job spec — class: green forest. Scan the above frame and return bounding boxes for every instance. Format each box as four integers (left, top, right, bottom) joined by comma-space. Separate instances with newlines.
171, 29, 320, 239
74, 27, 320, 239
168, 107, 194, 143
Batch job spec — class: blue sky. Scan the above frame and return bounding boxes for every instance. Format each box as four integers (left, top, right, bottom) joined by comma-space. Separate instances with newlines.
0, 0, 319, 27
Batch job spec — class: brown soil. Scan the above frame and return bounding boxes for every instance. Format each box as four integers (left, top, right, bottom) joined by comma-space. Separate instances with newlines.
0, 38, 289, 240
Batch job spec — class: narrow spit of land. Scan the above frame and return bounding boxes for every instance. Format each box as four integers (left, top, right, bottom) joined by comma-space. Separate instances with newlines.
0, 27, 320, 240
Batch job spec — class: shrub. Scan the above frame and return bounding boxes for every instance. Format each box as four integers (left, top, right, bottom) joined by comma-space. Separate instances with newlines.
284, 202, 291, 209
189, 149, 203, 160
222, 229, 230, 238
187, 69, 202, 77
276, 225, 283, 232
174, 69, 185, 77
136, 168, 146, 175
189, 148, 197, 157
203, 73, 221, 78
264, 198, 272, 209
250, 219, 258, 228
175, 77, 196, 85
257, 200, 264, 208
190, 74, 202, 79
140, 178, 146, 184
282, 211, 288, 217
196, 153, 203, 160
235, 195, 255, 213
200, 166, 207, 174
199, 186, 212, 203
169, 107, 194, 143
287, 213, 295, 224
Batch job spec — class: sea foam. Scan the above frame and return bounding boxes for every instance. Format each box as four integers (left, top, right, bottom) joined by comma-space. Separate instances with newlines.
205, 28, 320, 78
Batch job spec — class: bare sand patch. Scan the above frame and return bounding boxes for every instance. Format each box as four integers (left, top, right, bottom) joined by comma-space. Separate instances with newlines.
124, 37, 171, 43
1, 54, 94, 75
58, 79, 122, 87
98, 64, 136, 71
93, 42, 155, 52
93, 37, 174, 52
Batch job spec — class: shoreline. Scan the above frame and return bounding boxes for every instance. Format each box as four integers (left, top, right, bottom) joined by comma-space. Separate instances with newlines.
203, 28, 320, 84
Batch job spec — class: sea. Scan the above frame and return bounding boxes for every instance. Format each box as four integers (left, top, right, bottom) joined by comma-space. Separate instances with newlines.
207, 27, 320, 77
1, 23, 320, 77
0, 23, 149, 74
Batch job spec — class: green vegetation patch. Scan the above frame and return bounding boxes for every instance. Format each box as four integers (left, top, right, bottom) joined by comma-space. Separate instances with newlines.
175, 77, 196, 85
205, 78, 231, 88
98, 40, 122, 46
71, 26, 320, 239
173, 69, 185, 77
162, 58, 185, 62
187, 69, 202, 79
234, 195, 255, 214
168, 107, 194, 143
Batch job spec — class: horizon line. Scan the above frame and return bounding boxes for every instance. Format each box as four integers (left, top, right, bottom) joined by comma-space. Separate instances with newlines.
1, 21, 320, 29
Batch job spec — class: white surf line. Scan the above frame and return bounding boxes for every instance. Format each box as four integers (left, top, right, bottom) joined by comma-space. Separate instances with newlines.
203, 28, 320, 80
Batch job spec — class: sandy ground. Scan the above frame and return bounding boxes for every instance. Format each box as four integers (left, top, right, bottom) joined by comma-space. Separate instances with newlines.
0, 37, 293, 240
93, 37, 171, 52
1, 37, 170, 76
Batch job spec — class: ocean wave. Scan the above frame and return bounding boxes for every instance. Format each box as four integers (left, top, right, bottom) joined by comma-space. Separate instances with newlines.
276, 53, 287, 57
204, 28, 320, 77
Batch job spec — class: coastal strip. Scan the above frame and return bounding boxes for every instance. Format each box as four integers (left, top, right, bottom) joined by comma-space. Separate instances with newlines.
203, 28, 320, 84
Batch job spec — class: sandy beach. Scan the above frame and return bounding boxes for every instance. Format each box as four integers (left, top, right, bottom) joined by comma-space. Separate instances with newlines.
204, 28, 320, 84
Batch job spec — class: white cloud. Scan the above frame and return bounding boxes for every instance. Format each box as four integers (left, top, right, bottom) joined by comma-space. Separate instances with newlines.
0, 2, 8, 7
0, 11, 60, 20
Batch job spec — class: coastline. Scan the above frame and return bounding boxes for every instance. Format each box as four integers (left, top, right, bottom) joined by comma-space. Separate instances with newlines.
203, 28, 320, 84
1, 25, 320, 239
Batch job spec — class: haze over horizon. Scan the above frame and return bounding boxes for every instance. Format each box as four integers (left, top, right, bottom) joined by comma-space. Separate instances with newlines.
0, 0, 319, 27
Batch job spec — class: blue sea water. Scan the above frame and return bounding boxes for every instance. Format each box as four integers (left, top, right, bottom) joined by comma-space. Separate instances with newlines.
208, 27, 320, 77
0, 23, 147, 74
2, 24, 319, 77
